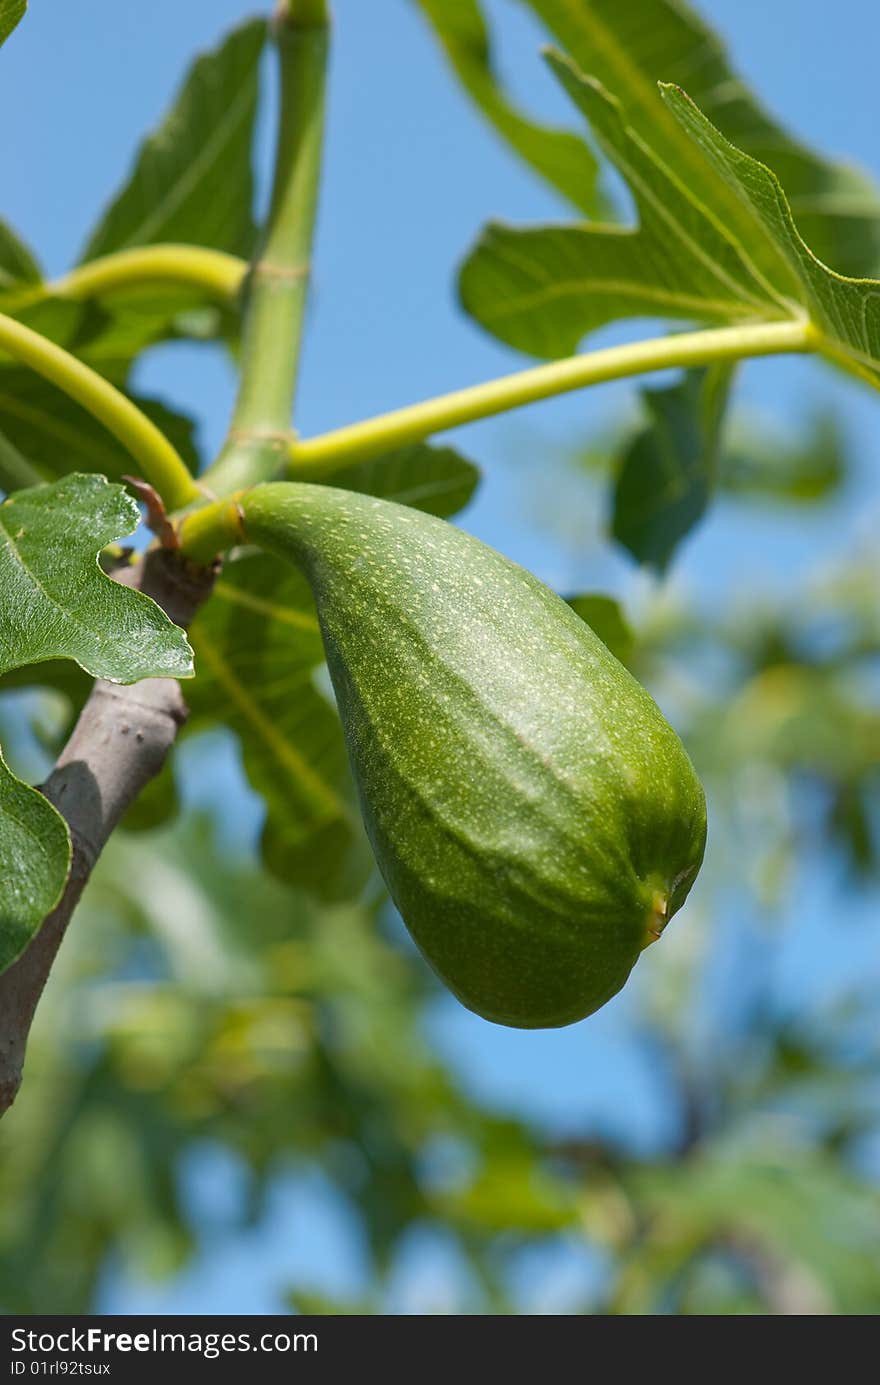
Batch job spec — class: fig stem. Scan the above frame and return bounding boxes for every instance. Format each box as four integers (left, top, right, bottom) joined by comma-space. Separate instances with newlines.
179, 494, 248, 564
287, 318, 815, 474
180, 319, 814, 559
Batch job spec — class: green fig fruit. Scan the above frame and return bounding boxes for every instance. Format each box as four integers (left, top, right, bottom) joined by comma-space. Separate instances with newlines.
243, 483, 707, 1028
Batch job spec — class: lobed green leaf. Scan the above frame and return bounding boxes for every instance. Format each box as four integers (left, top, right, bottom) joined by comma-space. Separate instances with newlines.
523, 0, 880, 277
660, 82, 880, 389
464, 54, 880, 382
455, 0, 880, 570
0, 474, 193, 683
461, 60, 796, 358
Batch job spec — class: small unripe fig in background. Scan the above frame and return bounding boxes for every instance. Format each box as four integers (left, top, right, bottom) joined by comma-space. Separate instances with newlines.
244, 483, 707, 1028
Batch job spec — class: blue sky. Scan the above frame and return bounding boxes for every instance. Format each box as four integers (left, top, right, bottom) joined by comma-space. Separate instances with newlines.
1, 0, 878, 1313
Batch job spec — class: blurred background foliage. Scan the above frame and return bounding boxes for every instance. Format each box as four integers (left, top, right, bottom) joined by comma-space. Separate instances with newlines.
1, 0, 879, 1315
1, 428, 877, 1315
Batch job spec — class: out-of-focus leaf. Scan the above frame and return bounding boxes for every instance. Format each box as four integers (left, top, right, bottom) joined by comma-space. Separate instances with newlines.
439, 1155, 575, 1233
0, 218, 40, 289
721, 667, 880, 780
522, 0, 880, 276
611, 365, 730, 571
567, 592, 634, 665
80, 19, 266, 262
721, 413, 847, 504
0, 429, 41, 494
187, 553, 369, 900
0, 270, 241, 385
0, 475, 193, 682
674, 1253, 768, 1316
828, 784, 877, 879
0, 371, 201, 480
0, 659, 91, 710
75, 292, 240, 384
413, 0, 602, 215
0, 293, 217, 450
96, 819, 295, 994
298, 443, 480, 518
120, 761, 179, 834
0, 0, 24, 48
1, 297, 86, 351
0, 745, 70, 974
628, 1148, 880, 1314
287, 1290, 370, 1315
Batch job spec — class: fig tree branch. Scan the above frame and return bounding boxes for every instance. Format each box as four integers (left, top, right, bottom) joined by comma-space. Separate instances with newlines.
0, 311, 200, 510
0, 549, 215, 1120
201, 1, 330, 496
